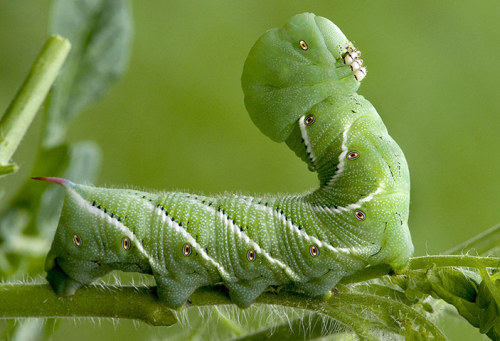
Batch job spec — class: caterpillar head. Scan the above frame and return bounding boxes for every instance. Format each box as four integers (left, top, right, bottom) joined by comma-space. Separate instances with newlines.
242, 12, 366, 142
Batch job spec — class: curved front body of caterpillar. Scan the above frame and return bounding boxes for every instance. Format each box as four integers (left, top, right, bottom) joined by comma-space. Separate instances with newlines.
42, 12, 413, 309
241, 13, 412, 275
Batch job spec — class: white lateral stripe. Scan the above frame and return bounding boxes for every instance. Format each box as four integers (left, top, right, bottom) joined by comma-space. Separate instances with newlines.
194, 198, 352, 265
255, 203, 355, 255
69, 190, 159, 273
152, 206, 232, 281
314, 185, 384, 214
217, 210, 300, 281
343, 186, 384, 210
327, 124, 352, 186
299, 115, 316, 163
272, 208, 354, 255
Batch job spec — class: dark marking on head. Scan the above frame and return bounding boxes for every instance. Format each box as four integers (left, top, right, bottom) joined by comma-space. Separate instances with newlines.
370, 246, 382, 257
395, 212, 403, 225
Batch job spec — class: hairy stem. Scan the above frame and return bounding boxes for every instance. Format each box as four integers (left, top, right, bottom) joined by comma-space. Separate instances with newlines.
0, 35, 70, 175
321, 307, 379, 341
409, 255, 500, 270
332, 292, 446, 340
1, 254, 497, 336
0, 284, 177, 326
339, 264, 392, 285
230, 314, 333, 341
0, 282, 443, 339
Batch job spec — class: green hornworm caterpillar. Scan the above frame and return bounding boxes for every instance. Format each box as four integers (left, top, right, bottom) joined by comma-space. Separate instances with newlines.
36, 12, 413, 309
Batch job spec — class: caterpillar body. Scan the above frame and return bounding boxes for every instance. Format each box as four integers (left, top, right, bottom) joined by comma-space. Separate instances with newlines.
38, 12, 413, 309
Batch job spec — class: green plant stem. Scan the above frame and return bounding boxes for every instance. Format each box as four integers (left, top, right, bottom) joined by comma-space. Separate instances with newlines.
0, 164, 18, 176
479, 267, 500, 307
230, 314, 337, 341
0, 283, 425, 336
0, 35, 70, 175
0, 284, 177, 326
332, 293, 446, 340
409, 255, 500, 270
214, 308, 247, 337
445, 224, 500, 255
2, 254, 497, 334
339, 264, 392, 285
321, 308, 379, 341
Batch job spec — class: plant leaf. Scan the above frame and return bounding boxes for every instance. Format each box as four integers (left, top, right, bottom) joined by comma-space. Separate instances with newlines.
43, 0, 133, 148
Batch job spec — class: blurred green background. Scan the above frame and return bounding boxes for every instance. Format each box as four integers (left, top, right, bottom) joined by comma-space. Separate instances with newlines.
1, 1, 499, 340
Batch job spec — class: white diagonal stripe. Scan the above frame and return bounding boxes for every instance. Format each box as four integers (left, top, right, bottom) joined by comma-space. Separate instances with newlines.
327, 123, 352, 186
72, 187, 233, 282
299, 115, 316, 163
271, 208, 355, 255
254, 203, 356, 255
314, 185, 384, 214
68, 189, 160, 274
152, 205, 233, 281
217, 210, 301, 281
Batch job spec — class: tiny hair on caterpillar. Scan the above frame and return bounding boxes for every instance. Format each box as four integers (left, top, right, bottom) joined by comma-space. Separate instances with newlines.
35, 12, 413, 309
